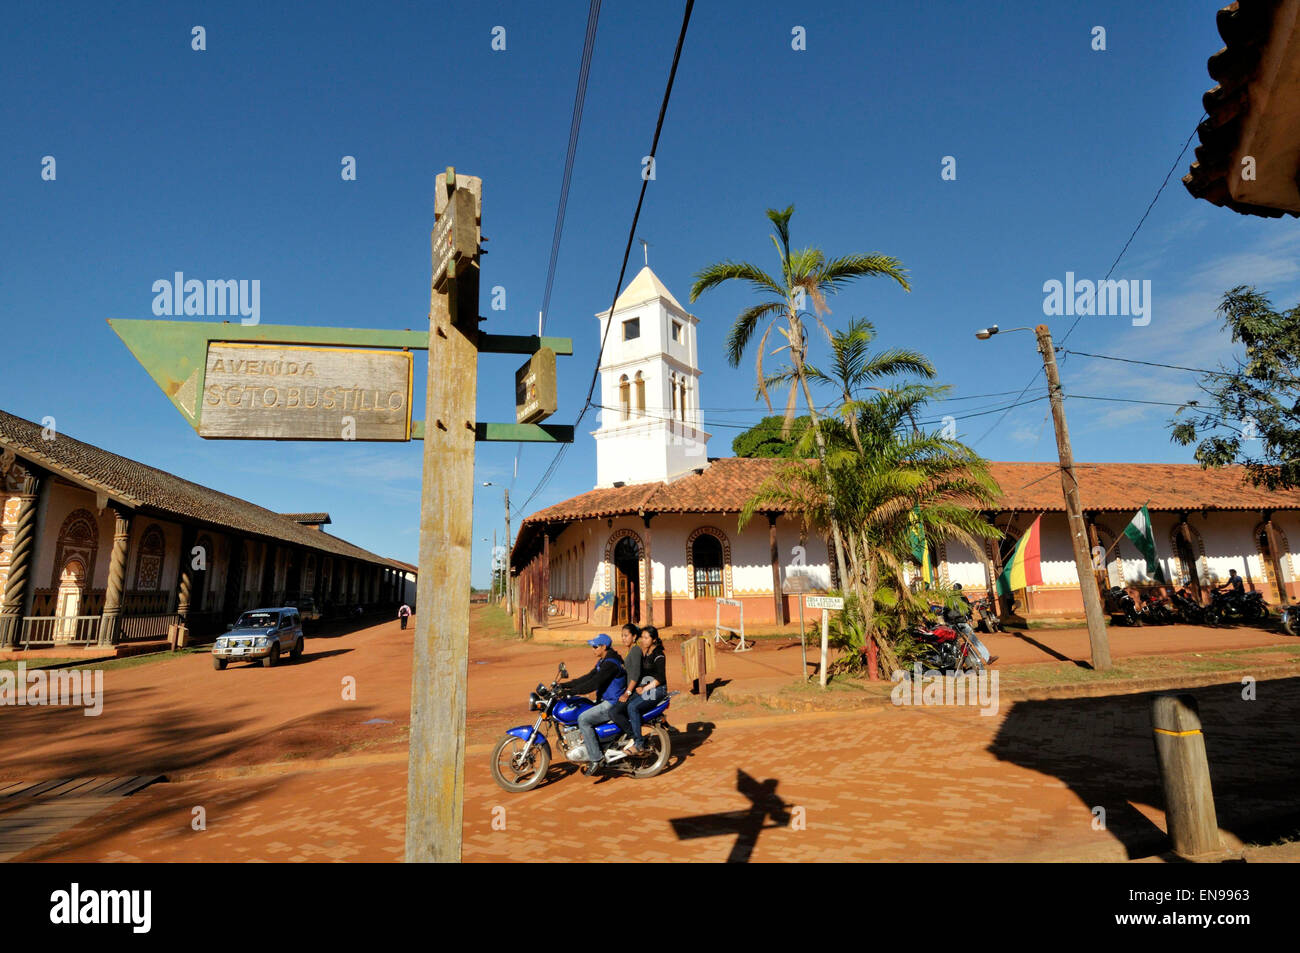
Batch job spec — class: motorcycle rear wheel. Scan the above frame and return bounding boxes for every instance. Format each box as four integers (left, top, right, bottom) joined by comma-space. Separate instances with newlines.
1203, 607, 1221, 626
628, 723, 671, 779
1284, 614, 1297, 637
490, 734, 551, 793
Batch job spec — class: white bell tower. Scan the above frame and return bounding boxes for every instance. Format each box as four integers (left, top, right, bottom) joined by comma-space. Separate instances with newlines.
592, 266, 710, 487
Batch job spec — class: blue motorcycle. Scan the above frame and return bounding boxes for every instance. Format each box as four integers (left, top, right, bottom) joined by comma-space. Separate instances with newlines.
491, 663, 675, 792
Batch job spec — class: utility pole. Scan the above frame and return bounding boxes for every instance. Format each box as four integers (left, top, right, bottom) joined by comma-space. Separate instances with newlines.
1036, 324, 1112, 671
503, 486, 512, 614
491, 529, 498, 602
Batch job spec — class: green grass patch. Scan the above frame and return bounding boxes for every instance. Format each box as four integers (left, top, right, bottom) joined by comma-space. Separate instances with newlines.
472, 604, 520, 641
1, 648, 207, 674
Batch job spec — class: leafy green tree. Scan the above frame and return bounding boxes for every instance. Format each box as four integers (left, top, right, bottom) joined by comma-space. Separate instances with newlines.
731, 415, 811, 457
690, 205, 910, 586
1171, 286, 1300, 489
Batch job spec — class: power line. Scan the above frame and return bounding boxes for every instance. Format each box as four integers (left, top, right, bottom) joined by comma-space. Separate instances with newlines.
517, 0, 695, 516
1058, 115, 1205, 350
512, 2, 602, 498
970, 114, 1206, 448
539, 0, 602, 335
1062, 348, 1300, 386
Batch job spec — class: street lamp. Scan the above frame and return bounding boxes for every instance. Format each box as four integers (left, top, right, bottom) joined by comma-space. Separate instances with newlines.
977, 322, 1112, 670
482, 481, 512, 613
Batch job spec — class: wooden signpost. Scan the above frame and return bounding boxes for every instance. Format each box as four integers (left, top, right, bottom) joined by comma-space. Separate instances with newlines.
805, 595, 844, 688
109, 167, 572, 864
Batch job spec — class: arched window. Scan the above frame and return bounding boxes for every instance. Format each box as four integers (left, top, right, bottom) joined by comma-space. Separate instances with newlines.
634, 371, 646, 416
692, 534, 724, 598
670, 373, 678, 415
678, 380, 687, 421
134, 525, 166, 590
619, 375, 630, 421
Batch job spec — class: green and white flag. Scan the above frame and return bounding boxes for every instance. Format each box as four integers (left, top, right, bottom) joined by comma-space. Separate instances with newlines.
1123, 504, 1165, 583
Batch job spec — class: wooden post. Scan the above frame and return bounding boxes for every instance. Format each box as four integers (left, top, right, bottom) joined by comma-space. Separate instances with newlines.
697, 635, 707, 701
819, 608, 829, 688
1263, 512, 1289, 605
542, 527, 551, 629
1178, 516, 1204, 603
642, 513, 654, 627
406, 169, 481, 864
767, 512, 784, 625
1036, 324, 1111, 670
1151, 693, 1222, 858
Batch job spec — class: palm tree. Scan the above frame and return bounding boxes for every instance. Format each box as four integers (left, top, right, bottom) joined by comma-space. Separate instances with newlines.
690, 206, 910, 586
741, 325, 1001, 677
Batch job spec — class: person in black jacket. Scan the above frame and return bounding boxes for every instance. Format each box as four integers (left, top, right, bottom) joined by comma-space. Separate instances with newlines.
556, 633, 626, 771
623, 626, 667, 753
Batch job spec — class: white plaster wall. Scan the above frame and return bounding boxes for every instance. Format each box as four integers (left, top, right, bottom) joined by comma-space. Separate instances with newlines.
551, 512, 831, 598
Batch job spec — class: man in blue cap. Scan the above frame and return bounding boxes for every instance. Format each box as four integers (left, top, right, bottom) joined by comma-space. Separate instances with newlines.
556, 632, 627, 774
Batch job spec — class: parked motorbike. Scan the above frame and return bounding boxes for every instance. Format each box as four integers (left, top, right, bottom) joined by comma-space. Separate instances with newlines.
490, 663, 674, 792
1209, 588, 1268, 624
915, 614, 984, 674
1169, 587, 1213, 625
1103, 586, 1142, 626
970, 595, 1003, 633
1282, 602, 1297, 637
1138, 591, 1175, 625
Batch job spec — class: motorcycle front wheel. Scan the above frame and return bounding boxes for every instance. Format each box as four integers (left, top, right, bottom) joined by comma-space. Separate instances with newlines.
628, 723, 672, 779
490, 734, 551, 793
1284, 614, 1297, 637
1203, 607, 1221, 626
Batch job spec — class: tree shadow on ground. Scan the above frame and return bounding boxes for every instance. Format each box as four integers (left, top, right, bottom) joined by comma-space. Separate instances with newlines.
990, 675, 1300, 857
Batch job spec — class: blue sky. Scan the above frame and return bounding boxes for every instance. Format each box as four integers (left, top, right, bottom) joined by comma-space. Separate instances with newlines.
3, 1, 1298, 587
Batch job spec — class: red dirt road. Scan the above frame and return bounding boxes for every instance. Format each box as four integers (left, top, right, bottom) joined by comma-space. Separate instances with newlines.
3, 611, 1298, 861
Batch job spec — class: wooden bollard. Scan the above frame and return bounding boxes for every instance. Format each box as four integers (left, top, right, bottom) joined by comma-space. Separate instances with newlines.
697, 636, 708, 701
1150, 693, 1222, 858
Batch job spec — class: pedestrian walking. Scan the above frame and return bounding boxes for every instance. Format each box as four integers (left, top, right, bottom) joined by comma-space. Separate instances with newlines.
398, 603, 412, 630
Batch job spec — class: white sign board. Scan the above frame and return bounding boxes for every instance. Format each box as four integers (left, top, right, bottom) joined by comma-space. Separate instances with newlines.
805, 595, 844, 611
716, 598, 743, 608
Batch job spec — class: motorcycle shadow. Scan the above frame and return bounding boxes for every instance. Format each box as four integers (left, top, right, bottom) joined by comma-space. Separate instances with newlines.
550, 720, 717, 785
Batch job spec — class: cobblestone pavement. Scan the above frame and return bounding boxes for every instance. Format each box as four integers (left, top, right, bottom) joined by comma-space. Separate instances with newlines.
17, 673, 1299, 862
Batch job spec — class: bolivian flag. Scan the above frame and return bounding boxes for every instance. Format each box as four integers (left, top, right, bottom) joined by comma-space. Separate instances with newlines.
996, 516, 1043, 596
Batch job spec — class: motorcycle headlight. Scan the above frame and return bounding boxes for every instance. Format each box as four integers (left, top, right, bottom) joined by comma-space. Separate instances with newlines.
528, 691, 542, 711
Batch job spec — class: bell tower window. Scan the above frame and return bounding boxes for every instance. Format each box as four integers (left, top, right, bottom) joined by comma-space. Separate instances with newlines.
619, 375, 630, 420
622, 318, 640, 341
634, 371, 646, 416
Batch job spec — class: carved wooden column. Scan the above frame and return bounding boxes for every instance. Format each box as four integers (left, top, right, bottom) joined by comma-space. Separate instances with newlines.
1, 467, 43, 646
767, 512, 784, 625
174, 525, 196, 619
1263, 510, 1289, 604
642, 514, 654, 627
98, 503, 133, 645
541, 528, 551, 629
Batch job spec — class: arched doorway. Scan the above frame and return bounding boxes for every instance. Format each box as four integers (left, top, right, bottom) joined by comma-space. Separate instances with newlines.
613, 535, 641, 625
56, 558, 87, 639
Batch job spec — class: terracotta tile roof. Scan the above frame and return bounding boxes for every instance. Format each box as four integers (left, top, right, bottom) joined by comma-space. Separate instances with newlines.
0, 409, 405, 570
281, 512, 332, 524
1183, 0, 1300, 218
987, 461, 1300, 513
511, 457, 1300, 566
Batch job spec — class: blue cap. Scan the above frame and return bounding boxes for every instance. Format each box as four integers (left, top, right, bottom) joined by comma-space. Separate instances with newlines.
587, 633, 612, 647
